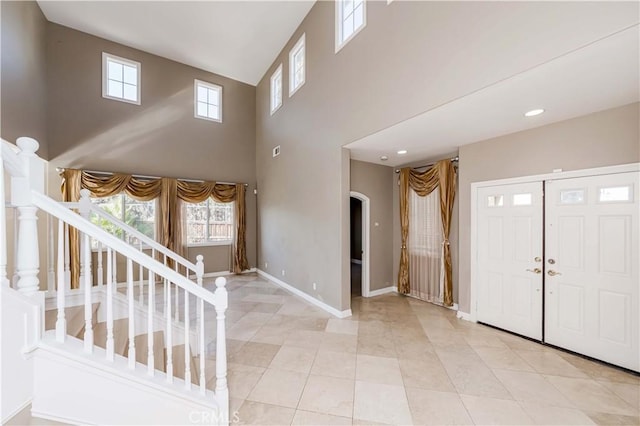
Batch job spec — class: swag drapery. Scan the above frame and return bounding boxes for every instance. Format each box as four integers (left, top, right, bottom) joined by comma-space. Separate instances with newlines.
61, 169, 249, 288
398, 160, 456, 306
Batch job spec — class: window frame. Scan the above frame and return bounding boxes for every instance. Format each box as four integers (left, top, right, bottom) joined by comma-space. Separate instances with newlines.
335, 0, 367, 53
102, 52, 141, 105
194, 79, 223, 123
288, 34, 306, 97
270, 64, 283, 114
185, 199, 234, 247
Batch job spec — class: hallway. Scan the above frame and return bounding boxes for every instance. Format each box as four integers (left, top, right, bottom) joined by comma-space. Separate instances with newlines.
210, 274, 639, 425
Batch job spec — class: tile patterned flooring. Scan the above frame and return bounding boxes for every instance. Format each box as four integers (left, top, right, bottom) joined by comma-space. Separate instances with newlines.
204, 274, 639, 426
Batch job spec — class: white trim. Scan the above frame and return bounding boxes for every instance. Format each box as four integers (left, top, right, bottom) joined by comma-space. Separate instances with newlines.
288, 34, 306, 97
335, 0, 367, 53
351, 258, 362, 265
102, 52, 141, 105
257, 269, 352, 318
367, 286, 396, 297
270, 64, 283, 114
186, 240, 232, 248
350, 191, 370, 298
188, 268, 257, 280
193, 79, 222, 123
469, 162, 640, 322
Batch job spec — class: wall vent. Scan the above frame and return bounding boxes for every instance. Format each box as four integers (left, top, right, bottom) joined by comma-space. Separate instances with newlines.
272, 145, 281, 157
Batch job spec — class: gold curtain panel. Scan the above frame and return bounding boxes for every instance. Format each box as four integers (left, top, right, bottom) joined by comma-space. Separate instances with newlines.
397, 160, 457, 306
60, 168, 249, 288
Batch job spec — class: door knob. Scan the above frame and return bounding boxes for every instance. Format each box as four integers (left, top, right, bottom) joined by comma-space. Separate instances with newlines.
534, 257, 542, 262
548, 270, 562, 276
526, 268, 542, 274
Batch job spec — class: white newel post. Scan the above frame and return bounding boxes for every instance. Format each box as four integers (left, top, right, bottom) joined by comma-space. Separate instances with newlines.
12, 137, 44, 295
214, 277, 229, 423
79, 189, 92, 288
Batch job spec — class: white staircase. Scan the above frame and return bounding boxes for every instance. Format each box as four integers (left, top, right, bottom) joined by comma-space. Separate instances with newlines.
1, 137, 230, 425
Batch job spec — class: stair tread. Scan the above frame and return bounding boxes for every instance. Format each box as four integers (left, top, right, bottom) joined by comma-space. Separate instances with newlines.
93, 318, 129, 355
127, 329, 166, 372
45, 303, 100, 338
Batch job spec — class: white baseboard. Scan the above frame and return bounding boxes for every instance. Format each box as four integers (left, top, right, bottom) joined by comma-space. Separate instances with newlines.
256, 270, 352, 318
367, 286, 396, 297
190, 267, 257, 280
456, 310, 476, 322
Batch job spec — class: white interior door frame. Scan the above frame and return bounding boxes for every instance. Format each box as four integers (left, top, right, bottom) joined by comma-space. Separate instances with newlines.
350, 191, 371, 297
467, 162, 640, 322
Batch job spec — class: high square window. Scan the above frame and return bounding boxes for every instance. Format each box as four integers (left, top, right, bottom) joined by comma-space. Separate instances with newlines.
194, 79, 222, 122
102, 52, 141, 104
289, 34, 306, 96
270, 64, 283, 114
336, 0, 366, 52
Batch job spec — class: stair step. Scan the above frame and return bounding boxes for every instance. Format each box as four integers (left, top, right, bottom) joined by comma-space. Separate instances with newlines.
45, 303, 100, 338
171, 344, 200, 386
93, 318, 129, 355
192, 355, 218, 390
126, 329, 166, 372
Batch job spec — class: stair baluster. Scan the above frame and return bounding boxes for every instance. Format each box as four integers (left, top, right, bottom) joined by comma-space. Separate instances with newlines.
47, 216, 55, 293
166, 274, 174, 383
174, 263, 179, 322
214, 277, 229, 420
106, 247, 115, 362
83, 233, 93, 352
199, 297, 205, 395
197, 255, 205, 394
0, 147, 6, 287
97, 241, 103, 287
184, 289, 191, 390
63, 222, 70, 286
127, 258, 136, 369
147, 269, 155, 376
55, 219, 66, 342
138, 241, 144, 304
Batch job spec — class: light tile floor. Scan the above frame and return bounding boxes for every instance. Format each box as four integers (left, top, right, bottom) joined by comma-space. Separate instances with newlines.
204, 274, 639, 426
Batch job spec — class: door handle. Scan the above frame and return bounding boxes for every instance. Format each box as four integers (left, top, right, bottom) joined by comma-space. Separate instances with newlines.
526, 268, 542, 274
548, 270, 562, 276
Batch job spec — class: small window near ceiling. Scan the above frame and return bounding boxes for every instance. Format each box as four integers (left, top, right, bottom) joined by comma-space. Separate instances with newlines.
194, 79, 222, 122
289, 34, 306, 96
270, 64, 283, 114
336, 0, 366, 52
186, 200, 234, 246
102, 52, 141, 104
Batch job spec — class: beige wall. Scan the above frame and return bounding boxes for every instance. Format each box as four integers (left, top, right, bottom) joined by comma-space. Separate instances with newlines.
255, 1, 637, 311
44, 22, 258, 270
1, 1, 48, 157
457, 102, 640, 313
350, 160, 394, 292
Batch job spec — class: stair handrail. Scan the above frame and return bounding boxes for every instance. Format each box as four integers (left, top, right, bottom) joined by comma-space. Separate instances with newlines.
32, 191, 215, 304
60, 188, 200, 277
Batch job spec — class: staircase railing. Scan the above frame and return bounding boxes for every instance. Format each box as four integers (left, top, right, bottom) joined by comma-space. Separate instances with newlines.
62, 189, 204, 322
1, 137, 229, 421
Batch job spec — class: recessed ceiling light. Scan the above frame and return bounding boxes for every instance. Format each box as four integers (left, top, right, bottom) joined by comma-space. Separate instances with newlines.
397, 150, 407, 155
524, 108, 545, 117
380, 155, 388, 161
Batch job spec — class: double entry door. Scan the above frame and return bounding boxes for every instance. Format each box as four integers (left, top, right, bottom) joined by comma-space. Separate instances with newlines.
476, 171, 639, 371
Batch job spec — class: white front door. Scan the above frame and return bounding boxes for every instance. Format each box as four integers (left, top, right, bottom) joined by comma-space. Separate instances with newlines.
545, 172, 639, 371
477, 182, 543, 340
